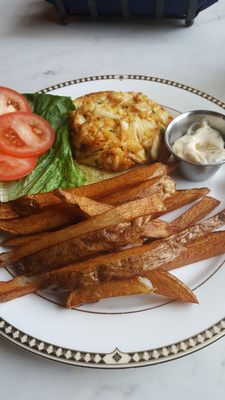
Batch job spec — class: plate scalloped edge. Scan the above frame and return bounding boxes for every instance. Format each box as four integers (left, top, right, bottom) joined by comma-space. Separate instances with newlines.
1, 74, 225, 368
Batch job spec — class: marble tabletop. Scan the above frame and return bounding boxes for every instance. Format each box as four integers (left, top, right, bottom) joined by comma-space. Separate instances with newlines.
1, 1, 225, 398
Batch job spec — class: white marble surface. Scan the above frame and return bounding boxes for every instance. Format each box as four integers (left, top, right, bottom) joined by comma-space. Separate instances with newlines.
1, 0, 225, 398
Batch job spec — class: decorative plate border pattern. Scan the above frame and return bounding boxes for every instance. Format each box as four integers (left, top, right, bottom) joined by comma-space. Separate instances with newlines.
1, 74, 225, 368
1, 317, 225, 368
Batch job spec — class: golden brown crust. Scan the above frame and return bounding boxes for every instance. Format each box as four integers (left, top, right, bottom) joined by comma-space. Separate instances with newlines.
71, 91, 173, 171
172, 196, 220, 229
0, 203, 19, 220
152, 188, 210, 218
101, 175, 176, 206
0, 194, 165, 268
39, 211, 225, 290
0, 207, 78, 235
0, 231, 224, 303
8, 195, 218, 275
12, 163, 167, 214
16, 215, 162, 275
145, 270, 198, 303
66, 277, 154, 308
66, 270, 198, 308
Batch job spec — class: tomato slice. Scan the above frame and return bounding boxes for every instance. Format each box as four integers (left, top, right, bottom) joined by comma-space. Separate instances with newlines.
0, 112, 55, 157
0, 151, 37, 181
0, 86, 32, 115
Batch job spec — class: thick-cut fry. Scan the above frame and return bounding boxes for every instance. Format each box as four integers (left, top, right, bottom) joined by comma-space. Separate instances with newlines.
2, 193, 213, 249
67, 277, 155, 307
2, 195, 113, 247
0, 193, 113, 236
42, 230, 225, 287
12, 163, 168, 214
2, 233, 42, 248
10, 195, 219, 275
0, 231, 224, 303
0, 216, 180, 249
55, 187, 209, 221
171, 196, 220, 229
15, 216, 171, 275
0, 207, 78, 235
0, 194, 165, 267
0, 275, 41, 302
0, 203, 19, 220
55, 190, 113, 214
160, 233, 225, 272
13, 196, 220, 275
3, 193, 217, 250
144, 270, 198, 303
48, 228, 225, 290
12, 193, 61, 216
152, 188, 210, 218
66, 270, 197, 308
36, 212, 225, 289
99, 175, 176, 206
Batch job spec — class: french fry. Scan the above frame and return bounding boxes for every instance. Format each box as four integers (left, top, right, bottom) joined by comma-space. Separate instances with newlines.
2, 233, 43, 248
161, 232, 225, 272
0, 203, 19, 220
45, 230, 225, 289
54, 228, 225, 290
36, 211, 225, 290
2, 195, 113, 247
0, 275, 41, 302
99, 175, 176, 206
11, 192, 61, 216
66, 270, 197, 308
152, 188, 210, 218
55, 190, 113, 215
11, 195, 220, 274
0, 231, 224, 303
0, 155, 223, 311
144, 270, 198, 303
17, 212, 224, 285
6, 185, 204, 238
0, 207, 79, 235
12, 163, 168, 214
67, 277, 155, 307
0, 194, 165, 267
2, 193, 213, 249
171, 196, 220, 229
15, 216, 159, 275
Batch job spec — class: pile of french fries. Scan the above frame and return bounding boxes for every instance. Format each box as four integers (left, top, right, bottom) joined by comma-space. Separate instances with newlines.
0, 162, 224, 308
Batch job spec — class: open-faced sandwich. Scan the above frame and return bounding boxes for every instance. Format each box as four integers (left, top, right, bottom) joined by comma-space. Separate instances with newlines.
0, 87, 174, 201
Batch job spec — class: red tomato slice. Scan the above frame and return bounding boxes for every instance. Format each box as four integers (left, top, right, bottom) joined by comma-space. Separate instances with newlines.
0, 86, 32, 115
0, 151, 38, 181
0, 112, 55, 157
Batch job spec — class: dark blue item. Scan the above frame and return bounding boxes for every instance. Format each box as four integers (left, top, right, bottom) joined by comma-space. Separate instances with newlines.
47, 0, 218, 25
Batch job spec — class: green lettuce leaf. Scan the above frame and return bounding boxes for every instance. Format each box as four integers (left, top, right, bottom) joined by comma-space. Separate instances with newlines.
0, 93, 85, 202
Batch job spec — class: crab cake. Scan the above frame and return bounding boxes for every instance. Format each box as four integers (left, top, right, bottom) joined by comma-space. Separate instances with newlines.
71, 91, 173, 172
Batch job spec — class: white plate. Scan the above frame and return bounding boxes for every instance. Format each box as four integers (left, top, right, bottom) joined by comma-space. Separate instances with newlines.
0, 75, 225, 368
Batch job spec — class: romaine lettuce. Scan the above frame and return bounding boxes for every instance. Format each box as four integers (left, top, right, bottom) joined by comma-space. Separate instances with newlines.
0, 93, 85, 202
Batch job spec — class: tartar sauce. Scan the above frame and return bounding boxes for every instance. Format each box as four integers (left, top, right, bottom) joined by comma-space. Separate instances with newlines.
172, 119, 225, 164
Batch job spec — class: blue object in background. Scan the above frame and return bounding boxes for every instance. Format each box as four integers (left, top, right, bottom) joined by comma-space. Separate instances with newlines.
96, 0, 122, 15
47, 0, 218, 25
